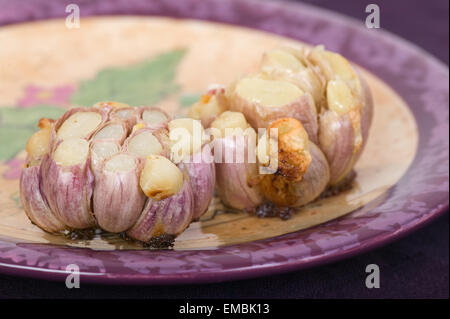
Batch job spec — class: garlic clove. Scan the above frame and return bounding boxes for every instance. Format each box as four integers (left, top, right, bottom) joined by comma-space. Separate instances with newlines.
20, 164, 66, 233
91, 121, 128, 144
139, 154, 184, 200
188, 86, 228, 128
260, 48, 326, 109
168, 118, 205, 163
226, 76, 319, 143
318, 110, 356, 185
127, 174, 194, 242
26, 125, 52, 163
269, 118, 312, 182
140, 107, 171, 128
178, 144, 215, 219
40, 139, 96, 229
210, 111, 251, 137
93, 153, 146, 233
56, 111, 103, 140
50, 107, 109, 149
90, 140, 121, 173
108, 106, 139, 130
123, 127, 168, 159
214, 135, 264, 210
261, 143, 330, 207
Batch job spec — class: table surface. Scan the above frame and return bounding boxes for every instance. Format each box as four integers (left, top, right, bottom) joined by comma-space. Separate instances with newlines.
0, 0, 448, 299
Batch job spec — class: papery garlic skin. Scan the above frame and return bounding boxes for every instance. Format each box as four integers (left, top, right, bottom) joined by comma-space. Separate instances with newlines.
20, 164, 66, 233
127, 175, 194, 242
214, 135, 264, 210
307, 46, 373, 185
92, 153, 146, 233
318, 110, 356, 185
40, 149, 96, 229
178, 144, 216, 219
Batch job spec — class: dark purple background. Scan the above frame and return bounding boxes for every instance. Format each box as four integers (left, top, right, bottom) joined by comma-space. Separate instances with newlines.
0, 0, 448, 298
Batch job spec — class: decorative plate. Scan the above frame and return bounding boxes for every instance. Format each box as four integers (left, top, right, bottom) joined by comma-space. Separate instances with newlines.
0, 0, 448, 284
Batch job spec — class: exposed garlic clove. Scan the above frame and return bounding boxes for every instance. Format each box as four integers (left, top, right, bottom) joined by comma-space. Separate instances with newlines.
261, 143, 330, 207
178, 144, 215, 219
210, 111, 251, 137
90, 140, 121, 173
260, 48, 325, 110
140, 107, 171, 128
40, 138, 96, 229
308, 46, 360, 91
93, 153, 146, 233
56, 111, 102, 140
226, 76, 319, 143
168, 118, 205, 163
26, 125, 52, 163
127, 174, 194, 242
108, 106, 139, 130
139, 154, 184, 200
20, 163, 66, 233
123, 127, 168, 159
91, 120, 129, 144
269, 118, 312, 182
50, 107, 109, 149
188, 86, 228, 128
303, 46, 373, 186
214, 135, 264, 210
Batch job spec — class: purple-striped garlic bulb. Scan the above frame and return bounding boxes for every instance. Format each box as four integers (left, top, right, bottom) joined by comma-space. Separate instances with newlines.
20, 102, 215, 244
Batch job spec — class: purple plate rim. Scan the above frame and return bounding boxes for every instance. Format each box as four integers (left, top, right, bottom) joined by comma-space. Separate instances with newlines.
0, 0, 448, 285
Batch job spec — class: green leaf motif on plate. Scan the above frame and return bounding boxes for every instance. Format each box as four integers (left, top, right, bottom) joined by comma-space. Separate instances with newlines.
70, 49, 187, 106
179, 93, 202, 108
0, 105, 65, 160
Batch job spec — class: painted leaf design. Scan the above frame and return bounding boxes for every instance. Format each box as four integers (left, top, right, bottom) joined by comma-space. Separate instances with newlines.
0, 105, 65, 160
70, 49, 187, 106
179, 93, 202, 108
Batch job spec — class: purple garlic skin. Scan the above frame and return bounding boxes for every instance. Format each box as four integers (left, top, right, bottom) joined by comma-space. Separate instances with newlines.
214, 136, 264, 210
126, 176, 194, 242
178, 144, 216, 219
92, 154, 146, 233
318, 74, 373, 186
318, 111, 355, 185
40, 153, 96, 230
358, 75, 374, 156
20, 164, 66, 233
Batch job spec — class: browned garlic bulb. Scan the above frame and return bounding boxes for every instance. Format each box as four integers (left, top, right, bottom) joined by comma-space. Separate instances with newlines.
188, 44, 373, 211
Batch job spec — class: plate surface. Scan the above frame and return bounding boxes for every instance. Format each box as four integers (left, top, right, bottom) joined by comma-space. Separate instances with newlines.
0, 0, 448, 284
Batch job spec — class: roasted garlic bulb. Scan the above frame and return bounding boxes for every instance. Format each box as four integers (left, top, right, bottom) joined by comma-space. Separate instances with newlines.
189, 45, 373, 210
20, 103, 215, 243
